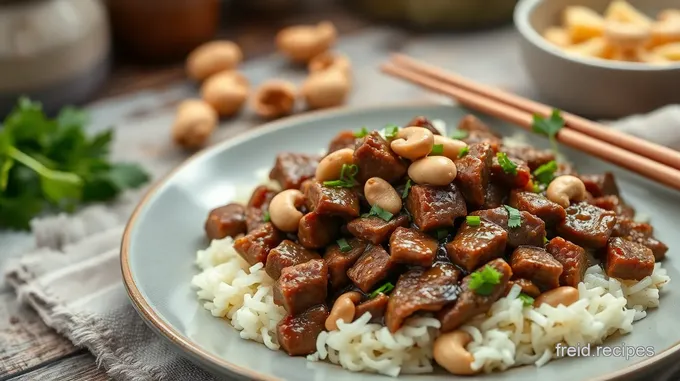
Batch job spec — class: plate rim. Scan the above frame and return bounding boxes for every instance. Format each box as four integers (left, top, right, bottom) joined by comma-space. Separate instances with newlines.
120, 102, 680, 381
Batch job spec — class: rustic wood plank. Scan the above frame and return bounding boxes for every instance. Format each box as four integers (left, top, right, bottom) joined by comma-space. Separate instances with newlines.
0, 291, 78, 377
10, 352, 109, 381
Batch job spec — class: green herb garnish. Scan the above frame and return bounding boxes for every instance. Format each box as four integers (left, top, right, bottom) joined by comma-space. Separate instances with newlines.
466, 215, 481, 226
436, 229, 448, 240
337, 238, 352, 252
532, 182, 542, 193
369, 282, 395, 298
504, 205, 522, 228
0, 97, 149, 230
430, 144, 444, 156
450, 129, 469, 140
363, 204, 393, 221
543, 236, 549, 245
401, 178, 412, 199
354, 127, 369, 138
384, 125, 399, 139
263, 211, 271, 222
532, 109, 564, 154
323, 164, 358, 188
458, 146, 469, 158
496, 152, 518, 176
533, 160, 558, 185
468, 265, 502, 295
518, 293, 535, 307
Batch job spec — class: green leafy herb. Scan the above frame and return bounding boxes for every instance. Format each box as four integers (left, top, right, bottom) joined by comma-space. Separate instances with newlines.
369, 282, 395, 299
469, 265, 502, 295
496, 152, 518, 176
518, 293, 535, 307
504, 205, 522, 228
363, 204, 393, 221
533, 160, 558, 185
384, 124, 399, 139
323, 164, 358, 188
354, 126, 369, 138
337, 238, 352, 252
458, 146, 469, 158
450, 129, 469, 140
436, 229, 448, 240
263, 211, 271, 222
430, 144, 444, 155
466, 215, 481, 226
532, 109, 564, 154
401, 178, 412, 199
0, 97, 149, 230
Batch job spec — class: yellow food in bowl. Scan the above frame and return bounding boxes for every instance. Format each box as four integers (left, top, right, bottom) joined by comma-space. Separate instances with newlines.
543, 0, 680, 64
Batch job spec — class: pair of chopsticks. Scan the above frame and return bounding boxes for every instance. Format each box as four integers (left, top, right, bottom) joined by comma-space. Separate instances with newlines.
381, 54, 680, 191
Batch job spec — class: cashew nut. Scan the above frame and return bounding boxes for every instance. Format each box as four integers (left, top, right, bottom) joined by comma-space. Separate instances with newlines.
650, 19, 680, 48
200, 71, 249, 117
316, 148, 354, 182
432, 135, 468, 160
604, 20, 651, 49
308, 51, 352, 78
534, 286, 580, 308
408, 156, 457, 186
364, 177, 402, 215
433, 330, 477, 375
268, 189, 304, 232
252, 80, 297, 119
171, 99, 218, 149
390, 127, 435, 160
325, 291, 362, 331
546, 175, 587, 208
276, 21, 337, 63
301, 69, 350, 109
186, 41, 243, 81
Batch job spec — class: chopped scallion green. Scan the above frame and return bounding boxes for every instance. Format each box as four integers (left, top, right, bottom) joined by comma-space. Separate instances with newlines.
430, 144, 444, 155
518, 293, 535, 307
469, 265, 502, 295
369, 282, 395, 298
263, 211, 271, 222
337, 238, 352, 252
384, 125, 399, 139
458, 146, 469, 158
466, 215, 481, 226
354, 126, 369, 138
450, 129, 469, 140
401, 178, 412, 199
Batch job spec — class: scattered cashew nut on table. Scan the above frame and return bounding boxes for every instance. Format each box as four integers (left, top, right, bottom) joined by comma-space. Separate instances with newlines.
301, 69, 351, 109
325, 291, 362, 331
432, 135, 468, 161
433, 330, 478, 375
268, 189, 305, 232
252, 79, 297, 119
364, 177, 402, 215
200, 71, 250, 117
408, 156, 457, 186
546, 175, 587, 207
171, 99, 218, 150
308, 51, 352, 78
186, 40, 243, 81
534, 286, 580, 308
390, 126, 434, 160
276, 21, 337, 63
316, 148, 354, 182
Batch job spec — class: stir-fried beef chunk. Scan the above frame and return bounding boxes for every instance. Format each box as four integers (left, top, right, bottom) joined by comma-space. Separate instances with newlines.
490, 156, 531, 189
612, 217, 668, 261
305, 181, 359, 219
355, 293, 389, 323
502, 146, 555, 171
457, 115, 502, 150
482, 181, 508, 209
265, 240, 321, 280
298, 212, 342, 249
274, 259, 328, 315
245, 186, 277, 232
605, 237, 655, 280
233, 223, 284, 265
354, 131, 407, 183
556, 203, 616, 249
328, 130, 358, 153
204, 203, 247, 239
455, 142, 494, 207
347, 245, 394, 293
269, 153, 320, 190
579, 172, 620, 198
405, 116, 441, 135
406, 183, 467, 231
509, 190, 566, 227
472, 207, 546, 248
386, 263, 461, 333
589, 195, 635, 218
510, 246, 563, 291
325, 237, 368, 291
546, 237, 587, 287
277, 305, 329, 356
347, 215, 409, 244
389, 227, 438, 267
438, 258, 512, 332
445, 220, 508, 272
508, 278, 541, 298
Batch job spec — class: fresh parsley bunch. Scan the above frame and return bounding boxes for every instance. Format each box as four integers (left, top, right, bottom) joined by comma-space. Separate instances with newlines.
0, 98, 149, 230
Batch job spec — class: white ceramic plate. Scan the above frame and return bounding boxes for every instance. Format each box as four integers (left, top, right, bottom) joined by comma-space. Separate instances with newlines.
121, 104, 680, 381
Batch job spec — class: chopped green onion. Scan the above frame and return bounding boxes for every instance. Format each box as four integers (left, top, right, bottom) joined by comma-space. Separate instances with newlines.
504, 205, 522, 228
384, 125, 399, 139
468, 265, 502, 295
458, 146, 469, 158
533, 160, 558, 185
337, 238, 352, 252
323, 164, 358, 188
430, 144, 444, 155
450, 129, 469, 140
496, 152, 518, 176
354, 126, 369, 138
401, 178, 412, 199
518, 293, 535, 307
436, 229, 448, 240
543, 236, 549, 245
364, 204, 393, 221
466, 215, 481, 226
532, 182, 542, 193
532, 109, 564, 154
369, 282, 395, 298
263, 211, 271, 222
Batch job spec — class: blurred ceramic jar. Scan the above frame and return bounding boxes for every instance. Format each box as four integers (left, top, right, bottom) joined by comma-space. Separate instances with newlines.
0, 0, 111, 116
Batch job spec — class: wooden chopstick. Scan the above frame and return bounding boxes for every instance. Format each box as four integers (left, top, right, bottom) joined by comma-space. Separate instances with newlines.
381, 61, 680, 191
390, 53, 680, 171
